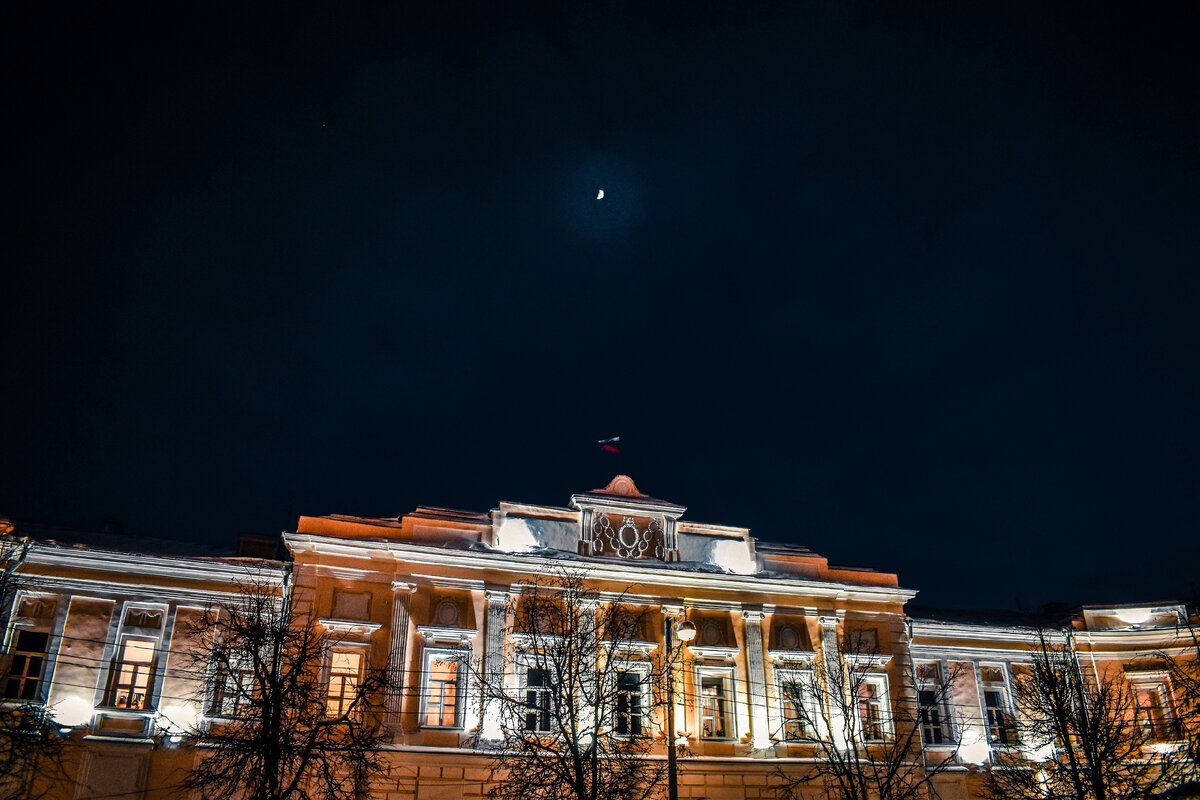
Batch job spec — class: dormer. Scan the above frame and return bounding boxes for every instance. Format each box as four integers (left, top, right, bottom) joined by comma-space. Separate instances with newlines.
569, 476, 686, 562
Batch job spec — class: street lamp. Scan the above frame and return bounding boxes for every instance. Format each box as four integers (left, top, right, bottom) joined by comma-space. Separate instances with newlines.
665, 617, 696, 800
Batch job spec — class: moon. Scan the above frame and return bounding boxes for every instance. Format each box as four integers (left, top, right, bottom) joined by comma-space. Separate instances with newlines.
596, 189, 604, 200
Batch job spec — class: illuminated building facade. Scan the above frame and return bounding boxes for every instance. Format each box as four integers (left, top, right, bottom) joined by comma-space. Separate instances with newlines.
0, 477, 1194, 799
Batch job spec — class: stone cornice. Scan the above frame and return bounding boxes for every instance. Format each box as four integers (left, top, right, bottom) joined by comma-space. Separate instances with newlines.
1078, 628, 1193, 648
410, 574, 487, 591
319, 618, 383, 636
908, 643, 1039, 663
418, 625, 477, 645
768, 649, 818, 665
14, 573, 267, 605
283, 534, 917, 605
25, 543, 284, 586
908, 619, 1061, 646
689, 645, 740, 662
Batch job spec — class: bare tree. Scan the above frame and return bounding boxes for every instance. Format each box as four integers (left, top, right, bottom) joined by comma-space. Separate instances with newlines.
182, 575, 395, 800
983, 628, 1195, 800
473, 569, 677, 800
1157, 610, 1200, 791
773, 629, 964, 800
0, 536, 64, 800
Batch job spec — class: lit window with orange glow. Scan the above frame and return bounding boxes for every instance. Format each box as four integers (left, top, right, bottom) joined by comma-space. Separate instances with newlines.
423, 657, 460, 727
326, 651, 363, 717
104, 638, 157, 710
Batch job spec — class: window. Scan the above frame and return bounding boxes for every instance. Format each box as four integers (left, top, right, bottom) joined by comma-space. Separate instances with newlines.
856, 675, 889, 742
209, 653, 255, 717
916, 662, 952, 745
980, 665, 1016, 745
4, 630, 50, 701
615, 670, 644, 736
326, 651, 363, 718
523, 666, 553, 733
1134, 682, 1179, 742
782, 697, 814, 741
699, 674, 733, 739
423, 654, 463, 728
103, 638, 157, 710
775, 668, 817, 741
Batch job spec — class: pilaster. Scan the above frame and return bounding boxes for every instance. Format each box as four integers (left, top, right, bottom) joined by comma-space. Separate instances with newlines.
387, 582, 416, 723
481, 588, 510, 740
742, 607, 770, 749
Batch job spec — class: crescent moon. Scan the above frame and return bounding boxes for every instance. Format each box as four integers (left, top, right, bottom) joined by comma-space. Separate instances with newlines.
596, 189, 604, 200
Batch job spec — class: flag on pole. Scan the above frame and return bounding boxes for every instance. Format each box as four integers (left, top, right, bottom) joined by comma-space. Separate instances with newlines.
598, 436, 621, 454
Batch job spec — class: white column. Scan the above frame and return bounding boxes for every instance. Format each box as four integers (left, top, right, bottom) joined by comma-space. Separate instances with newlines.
742, 608, 770, 749
481, 589, 509, 740
387, 583, 416, 724
819, 615, 850, 750
578, 596, 601, 741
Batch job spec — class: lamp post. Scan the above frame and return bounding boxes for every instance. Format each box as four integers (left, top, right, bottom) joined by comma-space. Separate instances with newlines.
665, 617, 696, 800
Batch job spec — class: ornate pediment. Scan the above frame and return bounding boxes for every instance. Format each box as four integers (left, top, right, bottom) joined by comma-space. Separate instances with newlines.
570, 476, 686, 563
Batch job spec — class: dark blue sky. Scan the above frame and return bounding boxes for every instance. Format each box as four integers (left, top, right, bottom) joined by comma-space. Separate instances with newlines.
4, 2, 1198, 609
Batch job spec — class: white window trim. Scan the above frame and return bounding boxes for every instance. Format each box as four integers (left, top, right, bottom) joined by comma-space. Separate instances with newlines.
322, 642, 371, 719
609, 659, 652, 738
978, 662, 1018, 747
772, 666, 821, 742
695, 664, 737, 741
2, 591, 65, 706
204, 647, 257, 720
915, 660, 955, 748
420, 645, 469, 729
853, 670, 893, 743
518, 658, 558, 734
96, 602, 170, 714
1127, 670, 1181, 745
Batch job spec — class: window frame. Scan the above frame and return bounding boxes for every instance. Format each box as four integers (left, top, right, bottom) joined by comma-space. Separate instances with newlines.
206, 649, 257, 719
1129, 671, 1181, 744
773, 666, 820, 742
420, 645, 468, 730
3, 629, 51, 703
915, 660, 954, 746
695, 665, 736, 741
853, 671, 892, 744
978, 662, 1018, 747
610, 661, 652, 738
324, 648, 366, 719
98, 603, 169, 713
102, 636, 159, 711
520, 660, 557, 734
2, 592, 63, 706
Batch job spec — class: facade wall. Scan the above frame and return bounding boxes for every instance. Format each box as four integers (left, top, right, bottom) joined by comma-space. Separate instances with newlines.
0, 478, 1195, 799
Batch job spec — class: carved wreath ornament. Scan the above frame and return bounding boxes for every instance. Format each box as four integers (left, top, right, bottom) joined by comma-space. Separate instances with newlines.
592, 514, 666, 560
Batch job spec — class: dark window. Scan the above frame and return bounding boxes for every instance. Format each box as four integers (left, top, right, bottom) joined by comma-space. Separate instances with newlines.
1136, 686, 1179, 742
984, 690, 1016, 745
524, 667, 552, 732
210, 657, 255, 717
615, 671, 642, 735
919, 689, 945, 744
4, 631, 49, 701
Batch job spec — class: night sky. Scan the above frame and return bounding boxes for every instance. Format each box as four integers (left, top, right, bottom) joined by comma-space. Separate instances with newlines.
4, 2, 1198, 610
